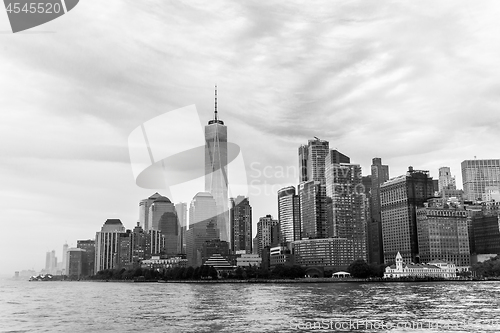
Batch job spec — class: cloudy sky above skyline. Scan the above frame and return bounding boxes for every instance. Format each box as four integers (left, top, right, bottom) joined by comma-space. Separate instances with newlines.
1, 0, 500, 274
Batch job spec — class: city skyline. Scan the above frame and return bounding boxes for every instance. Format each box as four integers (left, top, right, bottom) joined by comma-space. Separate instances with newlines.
2, 1, 500, 275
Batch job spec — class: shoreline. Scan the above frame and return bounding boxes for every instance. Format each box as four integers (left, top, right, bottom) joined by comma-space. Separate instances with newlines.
59, 277, 498, 284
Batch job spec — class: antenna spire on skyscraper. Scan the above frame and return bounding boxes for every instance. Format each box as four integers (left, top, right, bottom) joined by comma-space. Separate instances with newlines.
214, 84, 218, 122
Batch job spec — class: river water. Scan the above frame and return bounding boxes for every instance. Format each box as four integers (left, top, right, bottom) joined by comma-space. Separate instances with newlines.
1, 279, 500, 332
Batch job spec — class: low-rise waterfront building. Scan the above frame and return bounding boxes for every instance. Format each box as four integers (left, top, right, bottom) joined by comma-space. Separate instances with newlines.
384, 252, 457, 279
140, 256, 187, 270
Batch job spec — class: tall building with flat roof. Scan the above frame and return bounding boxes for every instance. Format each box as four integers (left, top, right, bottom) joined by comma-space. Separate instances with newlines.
325, 156, 367, 261
470, 205, 500, 255
230, 196, 252, 253
380, 167, 434, 264
368, 157, 389, 264
416, 206, 470, 266
256, 215, 280, 256
205, 87, 229, 245
278, 186, 301, 243
462, 159, 500, 201
175, 203, 187, 254
77, 239, 95, 276
186, 192, 220, 267
299, 180, 327, 239
67, 248, 87, 279
298, 145, 308, 183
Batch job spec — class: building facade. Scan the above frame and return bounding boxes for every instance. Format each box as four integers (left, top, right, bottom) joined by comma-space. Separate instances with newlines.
77, 239, 95, 276
256, 215, 280, 256
299, 138, 330, 184
461, 159, 500, 201
293, 238, 354, 271
380, 167, 434, 264
384, 252, 457, 279
186, 192, 220, 267
139, 192, 162, 231
438, 167, 456, 192
278, 186, 301, 243
416, 206, 470, 266
325, 158, 367, 261
67, 248, 87, 279
95, 219, 126, 272
368, 157, 389, 264
175, 202, 187, 254
230, 196, 252, 253
299, 180, 328, 239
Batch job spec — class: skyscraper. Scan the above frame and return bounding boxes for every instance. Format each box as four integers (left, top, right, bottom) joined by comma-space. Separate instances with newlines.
256, 215, 280, 256
416, 205, 470, 266
62, 243, 68, 275
45, 250, 57, 275
298, 138, 330, 184
438, 167, 456, 192
139, 192, 162, 231
380, 167, 434, 264
77, 239, 95, 276
299, 180, 328, 239
298, 145, 308, 183
95, 219, 126, 272
186, 192, 220, 267
368, 157, 389, 264
148, 196, 179, 255
277, 186, 301, 243
205, 87, 229, 245
175, 202, 187, 254
230, 196, 252, 253
461, 159, 500, 201
325, 154, 367, 261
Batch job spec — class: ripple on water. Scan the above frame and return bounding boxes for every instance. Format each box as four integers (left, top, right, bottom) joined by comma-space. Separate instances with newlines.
2, 280, 500, 332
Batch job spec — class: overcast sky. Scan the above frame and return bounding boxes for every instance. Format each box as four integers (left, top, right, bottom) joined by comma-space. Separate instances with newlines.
1, 0, 500, 275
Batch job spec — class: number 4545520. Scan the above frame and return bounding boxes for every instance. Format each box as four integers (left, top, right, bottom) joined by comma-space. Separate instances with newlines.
6, 2, 62, 14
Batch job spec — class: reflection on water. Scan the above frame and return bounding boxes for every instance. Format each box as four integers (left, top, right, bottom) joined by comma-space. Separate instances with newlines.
1, 280, 500, 333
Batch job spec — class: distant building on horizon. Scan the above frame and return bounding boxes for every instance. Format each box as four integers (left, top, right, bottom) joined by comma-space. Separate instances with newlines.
44, 250, 57, 275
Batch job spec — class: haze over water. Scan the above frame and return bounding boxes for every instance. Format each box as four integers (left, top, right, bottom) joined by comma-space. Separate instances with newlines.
1, 279, 500, 333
